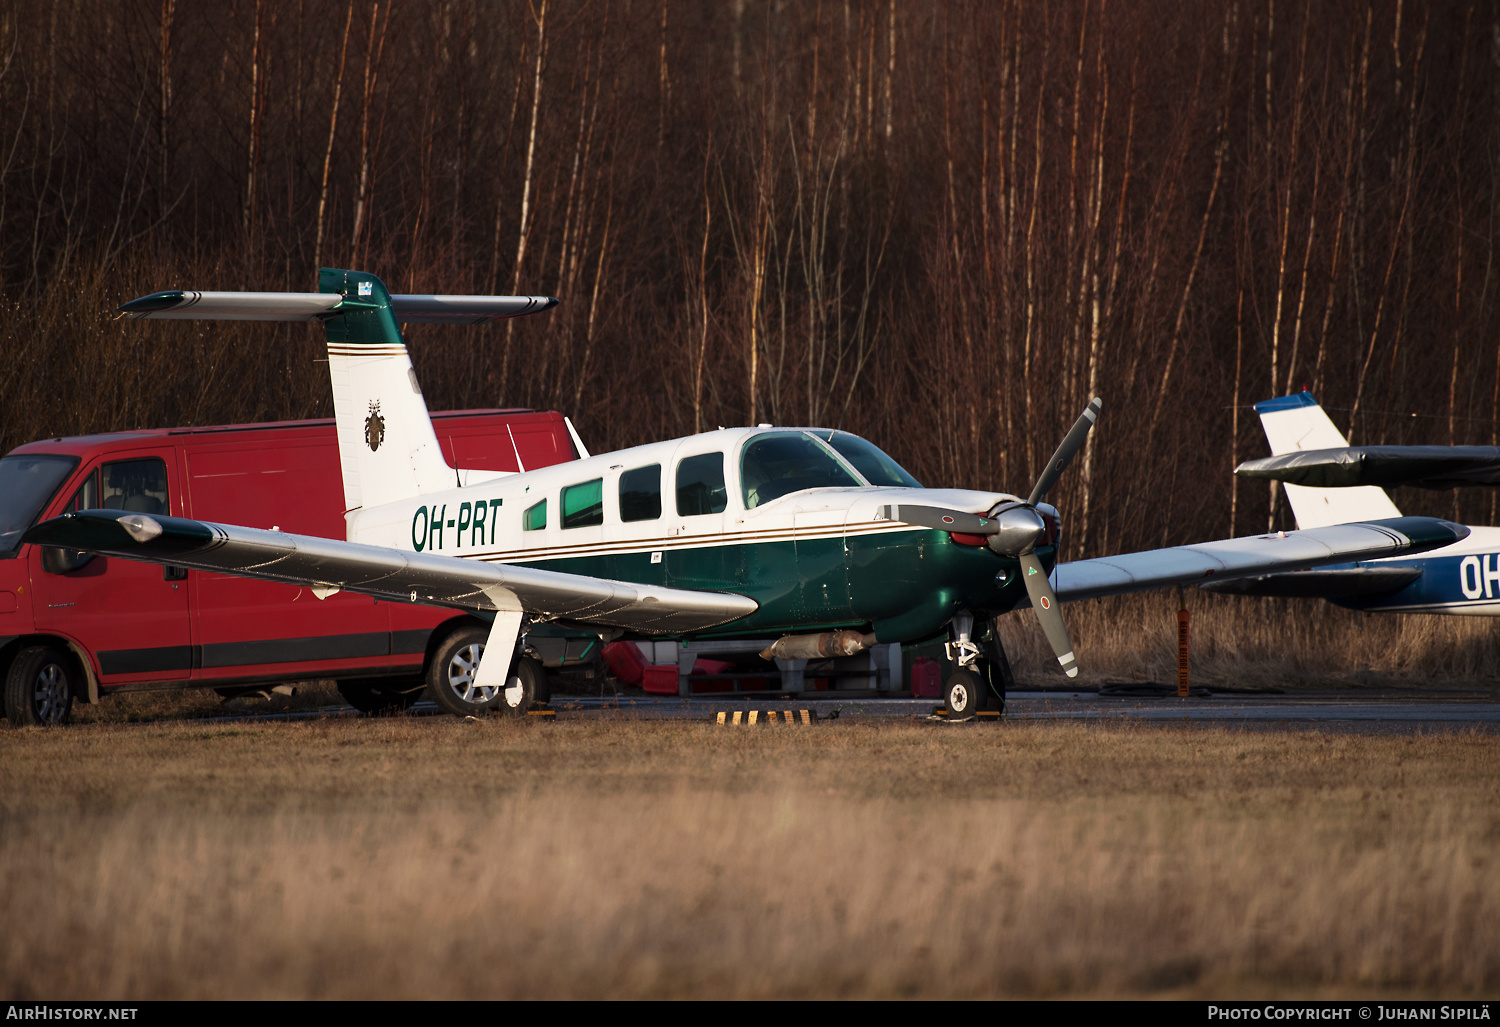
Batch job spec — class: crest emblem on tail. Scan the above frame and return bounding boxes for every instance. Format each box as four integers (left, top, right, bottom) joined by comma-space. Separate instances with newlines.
365, 400, 385, 452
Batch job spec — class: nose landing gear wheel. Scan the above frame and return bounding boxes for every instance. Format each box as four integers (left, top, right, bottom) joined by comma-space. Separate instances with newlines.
944, 668, 987, 719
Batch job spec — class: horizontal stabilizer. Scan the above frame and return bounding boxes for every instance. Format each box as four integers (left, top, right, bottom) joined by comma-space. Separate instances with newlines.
1045, 517, 1466, 604
1199, 565, 1422, 599
1237, 446, 1500, 491
24, 510, 757, 635
383, 294, 559, 323
119, 291, 558, 324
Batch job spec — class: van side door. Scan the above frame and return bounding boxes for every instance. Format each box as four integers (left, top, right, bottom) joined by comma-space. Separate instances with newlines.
30, 452, 194, 684
185, 439, 394, 682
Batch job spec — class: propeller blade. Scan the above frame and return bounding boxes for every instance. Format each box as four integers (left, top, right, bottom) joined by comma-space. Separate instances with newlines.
1019, 551, 1077, 678
893, 506, 999, 535
1027, 397, 1102, 508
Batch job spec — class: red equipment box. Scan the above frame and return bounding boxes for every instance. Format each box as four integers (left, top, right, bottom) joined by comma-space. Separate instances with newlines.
603, 641, 649, 686
910, 657, 943, 698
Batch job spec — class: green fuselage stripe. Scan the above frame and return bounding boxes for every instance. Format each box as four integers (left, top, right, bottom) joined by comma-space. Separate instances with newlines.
512, 529, 1041, 639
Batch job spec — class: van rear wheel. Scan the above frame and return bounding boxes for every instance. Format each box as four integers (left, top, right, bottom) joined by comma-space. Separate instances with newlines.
427, 625, 505, 717
5, 646, 76, 727
338, 677, 424, 716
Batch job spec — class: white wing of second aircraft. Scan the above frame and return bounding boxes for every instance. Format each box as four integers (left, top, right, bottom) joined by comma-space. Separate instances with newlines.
1049, 517, 1464, 603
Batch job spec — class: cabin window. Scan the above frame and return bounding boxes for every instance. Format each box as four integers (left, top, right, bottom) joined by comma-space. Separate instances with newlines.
740, 432, 861, 509
561, 478, 604, 529
619, 465, 662, 522
675, 453, 727, 516
523, 498, 547, 531
811, 431, 922, 488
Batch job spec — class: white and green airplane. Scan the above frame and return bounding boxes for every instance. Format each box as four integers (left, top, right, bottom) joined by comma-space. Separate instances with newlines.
24, 269, 1468, 718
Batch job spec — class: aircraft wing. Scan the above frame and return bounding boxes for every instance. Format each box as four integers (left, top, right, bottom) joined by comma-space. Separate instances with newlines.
23, 510, 756, 634
1236, 446, 1500, 490
1049, 517, 1466, 603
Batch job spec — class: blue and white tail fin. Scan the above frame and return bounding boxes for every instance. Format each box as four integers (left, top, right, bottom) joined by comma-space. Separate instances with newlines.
1253, 392, 1402, 529
117, 268, 559, 515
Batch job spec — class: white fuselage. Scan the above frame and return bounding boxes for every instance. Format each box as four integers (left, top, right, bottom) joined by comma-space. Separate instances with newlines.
347, 426, 1016, 569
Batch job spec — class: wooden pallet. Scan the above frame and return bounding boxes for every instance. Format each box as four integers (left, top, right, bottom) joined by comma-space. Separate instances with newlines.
714, 709, 819, 725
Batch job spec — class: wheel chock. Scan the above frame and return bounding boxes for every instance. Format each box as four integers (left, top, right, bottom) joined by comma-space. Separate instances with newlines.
928, 707, 1004, 723
715, 709, 818, 725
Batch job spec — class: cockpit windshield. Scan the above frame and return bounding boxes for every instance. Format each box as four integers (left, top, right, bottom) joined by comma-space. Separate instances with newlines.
0, 454, 79, 556
810, 431, 922, 488
740, 432, 862, 509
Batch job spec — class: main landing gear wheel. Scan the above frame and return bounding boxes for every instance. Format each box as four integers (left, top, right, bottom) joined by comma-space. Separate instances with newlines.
337, 677, 424, 716
498, 656, 547, 717
427, 624, 506, 717
944, 668, 987, 719
4, 646, 77, 726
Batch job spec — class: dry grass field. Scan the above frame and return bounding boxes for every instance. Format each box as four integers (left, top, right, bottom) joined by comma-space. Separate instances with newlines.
2, 714, 1497, 1000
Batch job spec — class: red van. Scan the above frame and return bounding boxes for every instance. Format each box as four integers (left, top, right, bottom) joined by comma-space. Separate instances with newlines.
0, 409, 585, 725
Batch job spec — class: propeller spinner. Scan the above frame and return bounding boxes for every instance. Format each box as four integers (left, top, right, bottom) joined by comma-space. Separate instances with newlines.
897, 397, 1101, 678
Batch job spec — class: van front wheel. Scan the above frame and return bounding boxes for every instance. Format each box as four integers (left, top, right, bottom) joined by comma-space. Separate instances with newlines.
5, 646, 77, 726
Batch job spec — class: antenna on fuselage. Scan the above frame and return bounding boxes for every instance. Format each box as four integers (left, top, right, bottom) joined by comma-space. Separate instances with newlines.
506, 425, 527, 473
564, 417, 590, 460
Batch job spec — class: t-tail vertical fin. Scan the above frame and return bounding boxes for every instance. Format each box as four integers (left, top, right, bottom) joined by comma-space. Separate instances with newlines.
319, 268, 455, 512
1254, 391, 1402, 529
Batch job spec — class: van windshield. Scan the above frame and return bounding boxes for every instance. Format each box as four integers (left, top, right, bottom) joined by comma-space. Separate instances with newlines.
0, 454, 80, 556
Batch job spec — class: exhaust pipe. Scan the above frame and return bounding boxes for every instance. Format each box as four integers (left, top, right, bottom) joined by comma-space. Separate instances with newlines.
759, 630, 877, 661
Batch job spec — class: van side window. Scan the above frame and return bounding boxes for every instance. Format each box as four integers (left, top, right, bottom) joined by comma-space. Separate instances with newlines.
676, 453, 727, 516
98, 458, 169, 514
561, 479, 603, 529
619, 465, 662, 522
523, 499, 547, 531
